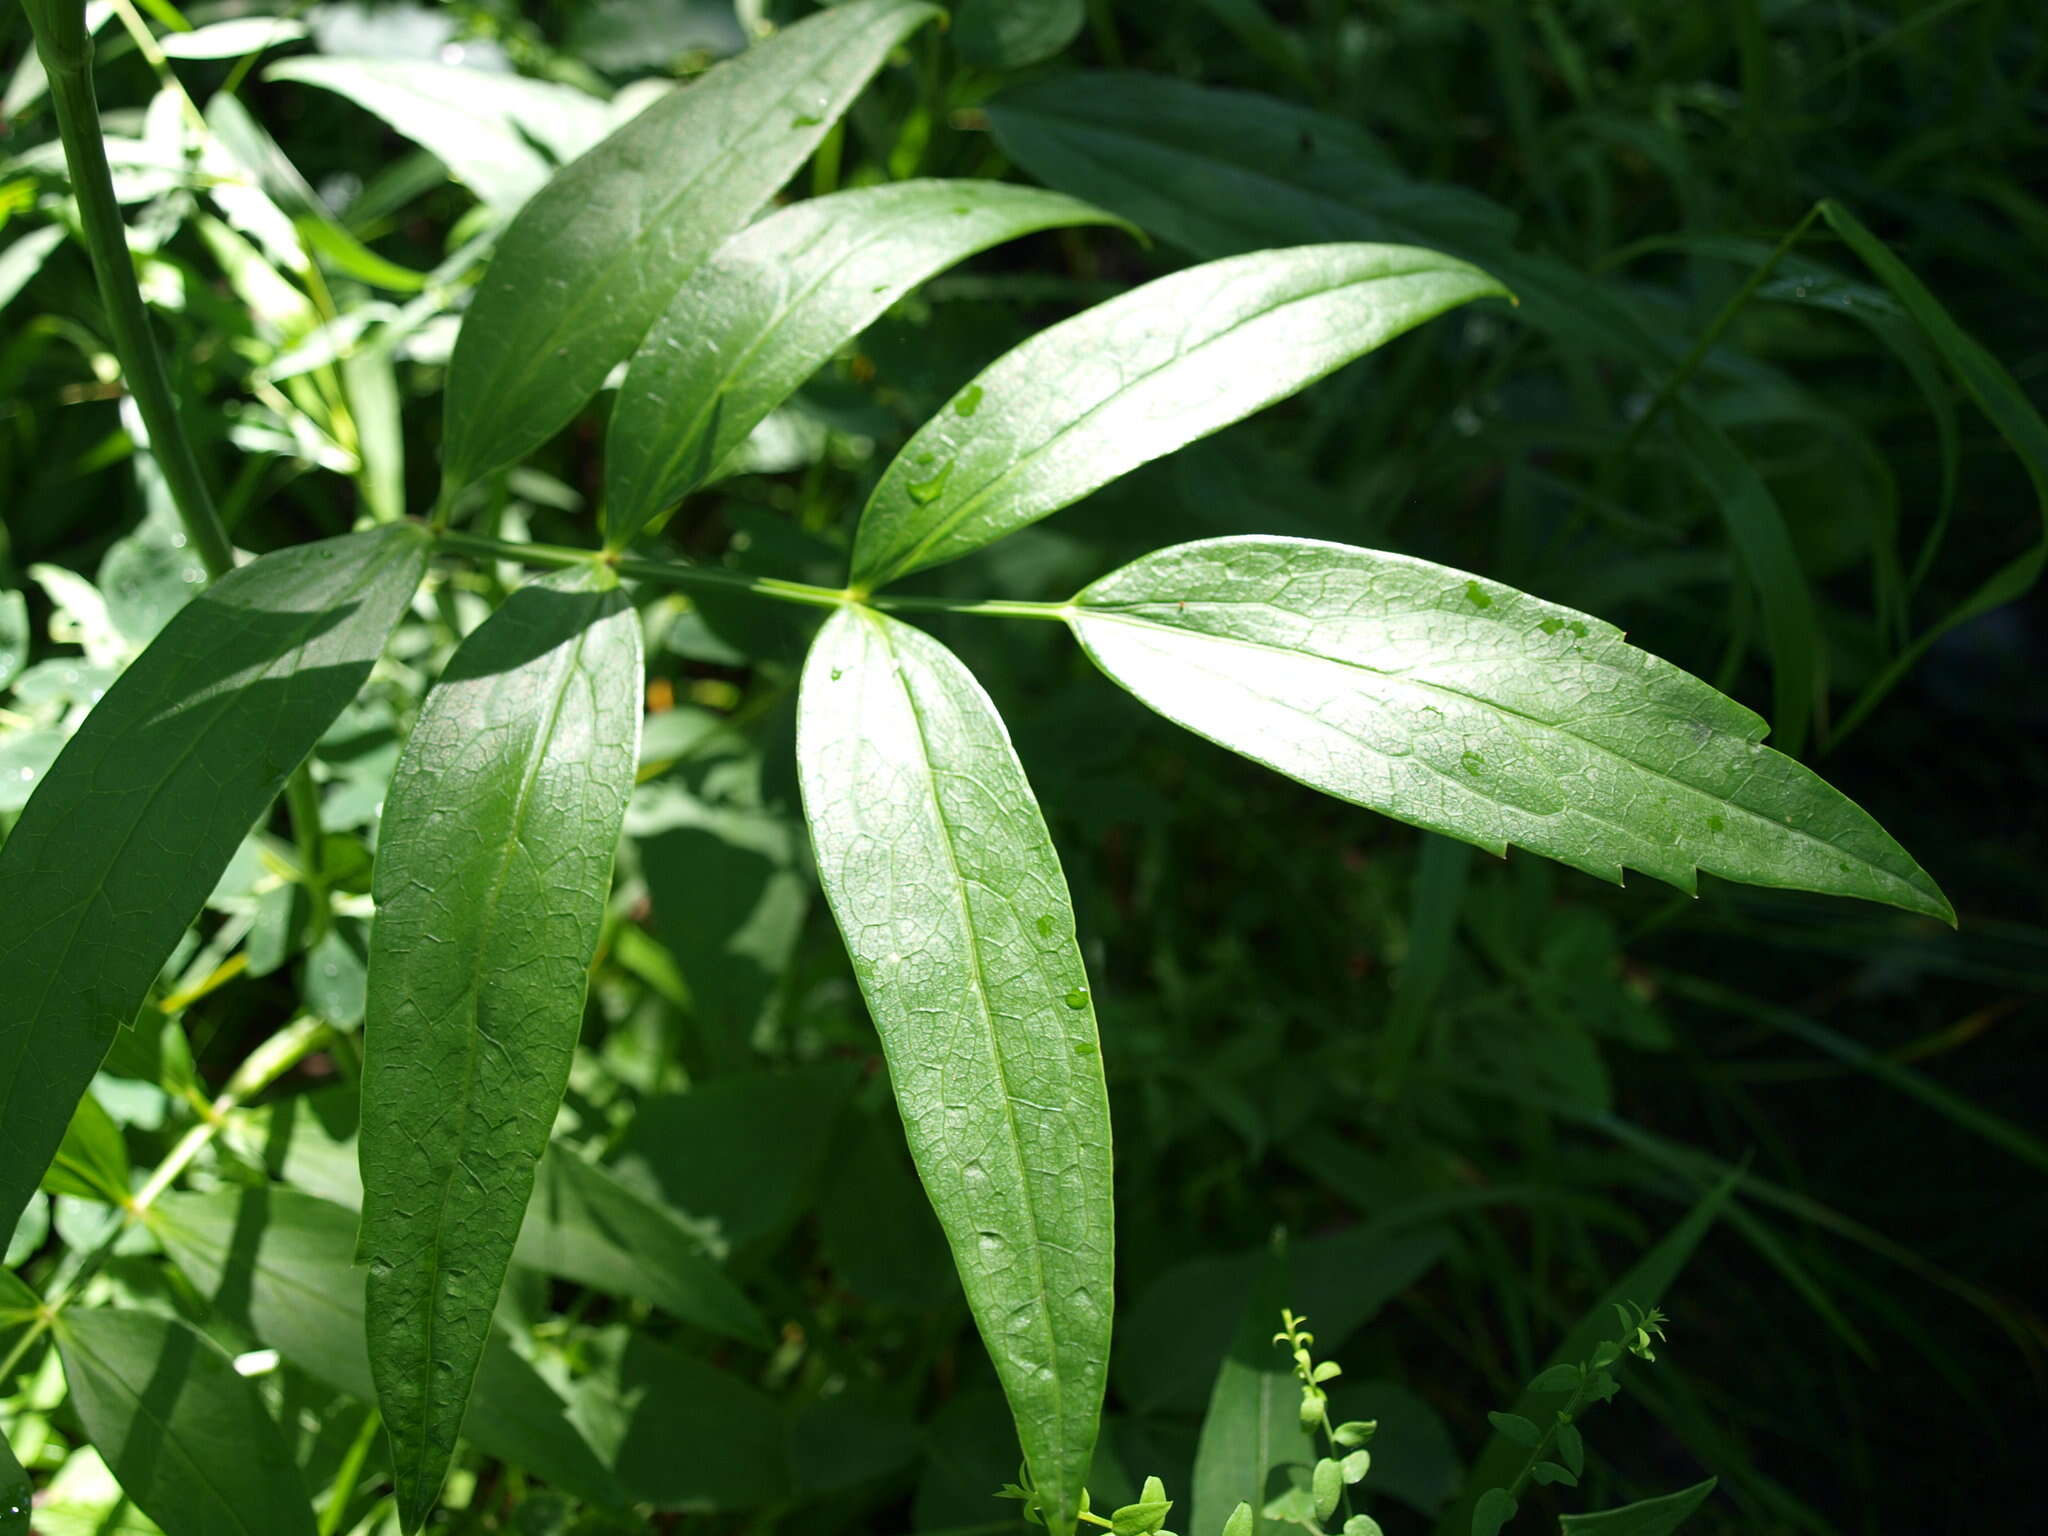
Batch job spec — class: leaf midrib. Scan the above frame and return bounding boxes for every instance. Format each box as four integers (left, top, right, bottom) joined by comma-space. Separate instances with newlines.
1073, 606, 1930, 901
867, 261, 1466, 584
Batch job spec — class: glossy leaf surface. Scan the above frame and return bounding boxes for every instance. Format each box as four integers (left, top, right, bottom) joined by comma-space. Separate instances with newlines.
605, 179, 1119, 545
358, 568, 641, 1530
0, 525, 428, 1239
797, 606, 1111, 1533
149, 1186, 623, 1506
1070, 538, 1950, 921
849, 244, 1506, 589
56, 1308, 317, 1536
441, 0, 939, 490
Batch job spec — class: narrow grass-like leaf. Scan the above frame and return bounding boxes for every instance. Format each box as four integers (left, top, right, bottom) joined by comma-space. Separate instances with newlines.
358, 567, 641, 1531
0, 1420, 26, 1536
1069, 537, 1950, 921
796, 605, 1111, 1534
1559, 1478, 1718, 1534
1668, 403, 1822, 757
850, 244, 1506, 589
149, 1186, 623, 1505
55, 1309, 317, 1536
1816, 199, 2048, 741
0, 524, 428, 1239
441, 0, 939, 492
604, 179, 1121, 545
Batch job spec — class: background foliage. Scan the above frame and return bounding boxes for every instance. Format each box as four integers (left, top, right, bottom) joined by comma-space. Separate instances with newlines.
1, 1, 2043, 1532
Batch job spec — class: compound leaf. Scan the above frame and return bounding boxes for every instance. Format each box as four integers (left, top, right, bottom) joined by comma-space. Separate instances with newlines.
1069, 537, 1950, 922
796, 606, 1111, 1534
441, 0, 939, 491
357, 567, 641, 1531
849, 244, 1505, 590
605, 179, 1121, 545
56, 1308, 317, 1536
0, 524, 428, 1240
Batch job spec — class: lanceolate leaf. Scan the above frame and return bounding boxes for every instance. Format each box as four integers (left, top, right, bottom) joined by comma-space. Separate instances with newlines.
1069, 538, 1950, 921
1190, 1242, 1304, 1536
441, 0, 940, 492
149, 1186, 624, 1506
796, 606, 1112, 1535
955, 0, 1085, 69
848, 244, 1507, 590
357, 567, 642, 1531
55, 1309, 317, 1536
1559, 1479, 1719, 1535
604, 179, 1122, 546
0, 524, 428, 1240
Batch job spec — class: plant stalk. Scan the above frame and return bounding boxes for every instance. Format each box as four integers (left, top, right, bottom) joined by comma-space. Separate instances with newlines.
30, 11, 234, 580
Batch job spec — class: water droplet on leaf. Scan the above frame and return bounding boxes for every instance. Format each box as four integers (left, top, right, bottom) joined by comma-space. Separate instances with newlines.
954, 384, 983, 418
1464, 580, 1492, 609
907, 459, 954, 505
1063, 987, 1089, 1010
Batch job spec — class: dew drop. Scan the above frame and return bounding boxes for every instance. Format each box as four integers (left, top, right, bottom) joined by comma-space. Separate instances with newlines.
1569, 620, 1589, 638
790, 112, 823, 127
1034, 913, 1054, 937
830, 667, 843, 681
954, 383, 984, 418
907, 459, 955, 505
1706, 815, 1725, 832
1460, 750, 1484, 774
1062, 987, 1089, 1010
1464, 580, 1493, 609
1538, 617, 1564, 635
17, 767, 32, 782
1071, 1040, 1097, 1058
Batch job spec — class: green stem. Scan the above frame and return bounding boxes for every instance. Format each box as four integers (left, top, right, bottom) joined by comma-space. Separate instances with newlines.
287, 765, 331, 941
1618, 202, 1823, 462
31, 15, 234, 581
436, 531, 1081, 623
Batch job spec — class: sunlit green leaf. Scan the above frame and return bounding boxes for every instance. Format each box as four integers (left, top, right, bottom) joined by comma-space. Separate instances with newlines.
849, 244, 1506, 589
0, 525, 428, 1240
605, 179, 1119, 545
441, 0, 940, 491
1069, 537, 1950, 921
55, 1308, 317, 1536
357, 568, 641, 1531
797, 605, 1111, 1534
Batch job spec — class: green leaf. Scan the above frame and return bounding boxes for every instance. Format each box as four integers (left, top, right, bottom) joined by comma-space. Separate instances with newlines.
148, 1185, 623, 1507
956, 0, 1084, 68
40, 1092, 130, 1203
265, 57, 612, 213
1483, 1412, 1541, 1449
796, 605, 1111, 1534
357, 568, 641, 1531
1068, 537, 1950, 922
1470, 1488, 1516, 1536
0, 1420, 28, 1536
54, 1308, 317, 1536
1312, 1457, 1342, 1520
441, 0, 940, 491
514, 1146, 768, 1344
1221, 1504, 1254, 1536
604, 179, 1121, 545
1527, 1364, 1583, 1393
1190, 1240, 1305, 1536
849, 244, 1505, 589
1558, 1479, 1718, 1535
0, 586, 27, 689
0, 524, 428, 1240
